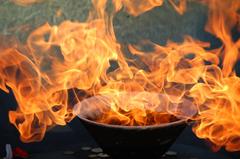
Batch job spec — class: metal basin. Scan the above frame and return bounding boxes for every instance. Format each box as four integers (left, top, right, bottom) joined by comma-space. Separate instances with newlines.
78, 116, 186, 159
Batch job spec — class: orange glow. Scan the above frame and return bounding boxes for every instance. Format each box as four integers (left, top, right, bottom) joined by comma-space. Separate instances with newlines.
11, 0, 43, 6
74, 92, 181, 126
203, 0, 240, 77
168, 0, 187, 15
119, 0, 164, 16
189, 0, 240, 151
1, 0, 240, 153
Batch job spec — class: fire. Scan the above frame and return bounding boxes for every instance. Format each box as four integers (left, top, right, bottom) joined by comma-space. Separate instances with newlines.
74, 92, 180, 126
1, 0, 240, 152
114, 0, 164, 16
11, 0, 43, 6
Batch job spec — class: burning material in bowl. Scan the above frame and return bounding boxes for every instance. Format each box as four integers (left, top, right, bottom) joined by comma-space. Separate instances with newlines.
74, 91, 196, 126
73, 91, 193, 158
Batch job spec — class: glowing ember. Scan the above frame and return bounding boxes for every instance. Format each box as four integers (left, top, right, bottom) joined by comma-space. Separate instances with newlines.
1, 0, 240, 153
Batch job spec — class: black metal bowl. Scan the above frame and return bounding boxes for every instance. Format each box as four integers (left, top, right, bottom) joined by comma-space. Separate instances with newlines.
78, 116, 186, 159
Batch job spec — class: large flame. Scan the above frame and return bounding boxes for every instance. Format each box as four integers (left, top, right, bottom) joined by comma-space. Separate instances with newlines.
1, 0, 240, 152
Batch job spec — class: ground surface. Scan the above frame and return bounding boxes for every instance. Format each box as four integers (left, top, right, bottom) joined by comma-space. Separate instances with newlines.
0, 0, 214, 43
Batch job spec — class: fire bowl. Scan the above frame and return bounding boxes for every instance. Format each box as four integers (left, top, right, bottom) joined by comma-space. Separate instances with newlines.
78, 116, 186, 158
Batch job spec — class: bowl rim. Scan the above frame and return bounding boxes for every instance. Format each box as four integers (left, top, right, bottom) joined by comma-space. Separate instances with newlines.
78, 115, 187, 130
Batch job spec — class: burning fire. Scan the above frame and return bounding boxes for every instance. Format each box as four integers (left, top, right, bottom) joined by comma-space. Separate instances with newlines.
11, 0, 43, 6
2, 0, 240, 152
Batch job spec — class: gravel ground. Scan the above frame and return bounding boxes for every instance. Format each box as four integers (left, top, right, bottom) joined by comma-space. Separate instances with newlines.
0, 0, 91, 41
0, 0, 216, 44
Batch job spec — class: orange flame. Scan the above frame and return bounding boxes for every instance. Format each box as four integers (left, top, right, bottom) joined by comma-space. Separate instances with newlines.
117, 0, 164, 16
11, 0, 43, 6
1, 0, 240, 153
168, 0, 187, 15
